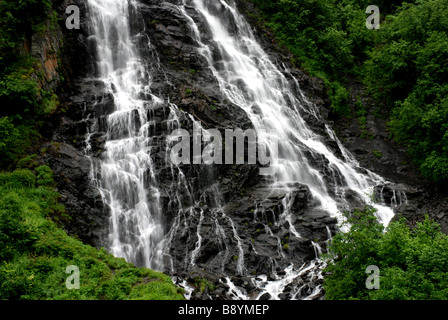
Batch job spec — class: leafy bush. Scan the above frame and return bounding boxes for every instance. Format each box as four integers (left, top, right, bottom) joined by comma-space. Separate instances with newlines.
0, 169, 36, 188
0, 169, 185, 300
16, 154, 39, 169
0, 192, 37, 261
0, 117, 21, 166
364, 0, 448, 182
323, 206, 448, 300
35, 165, 54, 187
0, 65, 39, 115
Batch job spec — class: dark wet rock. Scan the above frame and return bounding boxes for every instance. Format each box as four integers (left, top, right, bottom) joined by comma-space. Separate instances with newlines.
35, 0, 325, 300
38, 142, 108, 247
258, 293, 271, 300
344, 189, 367, 212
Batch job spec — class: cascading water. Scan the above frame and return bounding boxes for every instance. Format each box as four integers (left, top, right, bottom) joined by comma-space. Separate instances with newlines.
81, 0, 401, 300
175, 0, 396, 298
179, 0, 395, 227
86, 0, 165, 270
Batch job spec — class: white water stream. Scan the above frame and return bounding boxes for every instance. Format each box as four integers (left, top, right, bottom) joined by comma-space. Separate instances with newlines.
179, 0, 395, 228
83, 0, 400, 300
86, 0, 165, 269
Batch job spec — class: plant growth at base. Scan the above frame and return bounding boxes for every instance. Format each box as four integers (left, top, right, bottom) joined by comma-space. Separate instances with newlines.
323, 206, 448, 300
0, 168, 185, 300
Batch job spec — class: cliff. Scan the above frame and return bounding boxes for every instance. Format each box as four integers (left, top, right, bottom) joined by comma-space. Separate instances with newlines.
22, 0, 448, 300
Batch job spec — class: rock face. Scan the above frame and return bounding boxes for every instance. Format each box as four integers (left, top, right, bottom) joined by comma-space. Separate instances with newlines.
39, 141, 108, 246
17, 0, 106, 247
36, 0, 447, 300
30, 20, 63, 91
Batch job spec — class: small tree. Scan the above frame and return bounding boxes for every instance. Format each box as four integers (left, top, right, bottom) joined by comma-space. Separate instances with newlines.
323, 206, 448, 300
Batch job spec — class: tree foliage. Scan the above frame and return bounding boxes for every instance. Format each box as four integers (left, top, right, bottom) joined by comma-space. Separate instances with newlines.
0, 0, 61, 169
324, 207, 448, 300
0, 0, 51, 55
364, 0, 448, 182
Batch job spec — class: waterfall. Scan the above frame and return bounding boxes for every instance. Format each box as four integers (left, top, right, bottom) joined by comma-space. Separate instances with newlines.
179, 0, 395, 227
81, 0, 400, 300
86, 0, 164, 270
175, 0, 395, 298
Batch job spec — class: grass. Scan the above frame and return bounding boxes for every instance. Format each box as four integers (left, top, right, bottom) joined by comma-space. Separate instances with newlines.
0, 168, 185, 300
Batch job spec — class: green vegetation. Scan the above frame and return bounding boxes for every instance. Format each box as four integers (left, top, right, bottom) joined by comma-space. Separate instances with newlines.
364, 0, 448, 182
372, 149, 382, 158
194, 277, 216, 292
0, 57, 46, 168
0, 0, 55, 116
0, 0, 51, 54
0, 168, 184, 300
0, 1, 186, 300
323, 207, 448, 299
250, 0, 447, 183
0, 0, 61, 168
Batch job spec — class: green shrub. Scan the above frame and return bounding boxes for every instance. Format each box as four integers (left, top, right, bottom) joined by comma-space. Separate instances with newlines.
0, 72, 39, 114
328, 81, 350, 116
16, 154, 39, 169
12, 169, 36, 188
194, 277, 216, 292
0, 169, 184, 300
363, 0, 448, 182
0, 117, 21, 166
0, 192, 36, 261
35, 165, 54, 187
129, 280, 185, 300
323, 207, 448, 300
372, 149, 382, 158
0, 169, 36, 188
